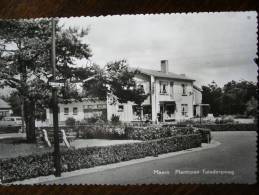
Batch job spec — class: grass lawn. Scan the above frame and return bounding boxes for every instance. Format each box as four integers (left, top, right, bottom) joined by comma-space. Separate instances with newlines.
0, 137, 52, 159
70, 139, 142, 149
0, 136, 142, 159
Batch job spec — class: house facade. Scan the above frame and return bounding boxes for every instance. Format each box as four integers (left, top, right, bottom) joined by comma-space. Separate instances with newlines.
107, 60, 203, 123
45, 60, 204, 124
0, 98, 12, 119
46, 98, 107, 125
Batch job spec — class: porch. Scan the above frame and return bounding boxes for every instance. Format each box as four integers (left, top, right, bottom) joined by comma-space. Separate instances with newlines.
158, 101, 176, 122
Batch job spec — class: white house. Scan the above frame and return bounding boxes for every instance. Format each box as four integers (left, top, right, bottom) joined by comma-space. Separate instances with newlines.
45, 60, 204, 124
107, 60, 204, 123
46, 98, 107, 125
0, 98, 12, 119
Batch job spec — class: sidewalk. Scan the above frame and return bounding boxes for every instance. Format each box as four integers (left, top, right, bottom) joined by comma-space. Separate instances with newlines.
9, 140, 221, 185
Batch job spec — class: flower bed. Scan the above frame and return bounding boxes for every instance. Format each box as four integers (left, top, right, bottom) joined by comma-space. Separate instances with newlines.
0, 134, 201, 183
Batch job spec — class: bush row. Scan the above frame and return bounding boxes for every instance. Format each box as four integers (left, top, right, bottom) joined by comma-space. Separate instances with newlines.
0, 134, 201, 183
0, 126, 21, 134
193, 124, 257, 131
124, 125, 209, 142
195, 128, 211, 143
76, 125, 125, 139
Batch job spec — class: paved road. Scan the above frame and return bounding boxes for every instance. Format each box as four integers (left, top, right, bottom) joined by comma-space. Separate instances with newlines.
43, 131, 257, 184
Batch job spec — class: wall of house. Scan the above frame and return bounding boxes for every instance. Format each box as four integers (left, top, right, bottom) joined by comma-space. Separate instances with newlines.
0, 109, 12, 118
152, 78, 194, 121
46, 99, 107, 125
134, 74, 151, 105
107, 74, 196, 122
193, 88, 202, 105
107, 74, 151, 122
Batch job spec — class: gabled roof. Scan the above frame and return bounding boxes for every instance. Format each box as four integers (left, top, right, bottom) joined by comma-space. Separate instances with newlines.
0, 98, 11, 109
133, 68, 195, 82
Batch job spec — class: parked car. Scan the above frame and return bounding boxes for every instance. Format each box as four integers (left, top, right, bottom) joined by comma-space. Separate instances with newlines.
0, 116, 23, 127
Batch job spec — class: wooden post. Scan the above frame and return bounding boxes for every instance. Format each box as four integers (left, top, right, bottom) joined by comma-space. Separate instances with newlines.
51, 18, 61, 177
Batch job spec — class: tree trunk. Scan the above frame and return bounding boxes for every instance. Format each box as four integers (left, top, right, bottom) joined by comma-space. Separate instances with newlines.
24, 99, 36, 143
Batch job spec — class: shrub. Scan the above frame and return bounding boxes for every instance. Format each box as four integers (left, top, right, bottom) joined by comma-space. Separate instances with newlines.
195, 128, 211, 143
111, 114, 120, 125
194, 124, 256, 131
76, 125, 126, 140
0, 134, 201, 183
65, 117, 76, 127
124, 125, 196, 141
0, 126, 21, 134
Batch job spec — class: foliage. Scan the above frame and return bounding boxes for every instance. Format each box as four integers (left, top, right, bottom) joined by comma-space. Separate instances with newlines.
1, 91, 21, 116
202, 80, 257, 117
111, 114, 120, 125
0, 134, 201, 183
0, 19, 93, 142
83, 60, 149, 106
195, 128, 211, 143
80, 112, 107, 125
202, 81, 223, 116
215, 116, 235, 124
245, 96, 257, 117
65, 117, 76, 127
124, 125, 203, 141
193, 123, 256, 131
0, 126, 21, 134
77, 125, 125, 139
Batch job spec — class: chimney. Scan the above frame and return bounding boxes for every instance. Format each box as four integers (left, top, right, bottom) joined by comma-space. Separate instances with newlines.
161, 60, 169, 73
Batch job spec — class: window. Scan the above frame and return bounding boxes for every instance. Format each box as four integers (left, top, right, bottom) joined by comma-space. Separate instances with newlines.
181, 104, 188, 116
160, 81, 168, 94
87, 105, 94, 109
73, 107, 78, 115
182, 84, 187, 96
64, 107, 69, 115
97, 104, 103, 109
118, 105, 124, 112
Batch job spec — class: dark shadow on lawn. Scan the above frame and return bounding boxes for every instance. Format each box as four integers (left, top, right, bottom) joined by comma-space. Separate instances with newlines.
0, 137, 30, 144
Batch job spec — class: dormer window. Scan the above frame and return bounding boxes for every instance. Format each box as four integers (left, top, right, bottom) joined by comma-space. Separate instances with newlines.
160, 81, 168, 94
182, 84, 187, 96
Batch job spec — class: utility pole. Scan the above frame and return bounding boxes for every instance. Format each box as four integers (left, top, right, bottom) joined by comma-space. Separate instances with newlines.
51, 18, 61, 177
200, 105, 203, 124
20, 95, 25, 133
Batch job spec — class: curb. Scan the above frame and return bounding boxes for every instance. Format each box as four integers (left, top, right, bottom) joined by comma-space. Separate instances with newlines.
8, 140, 221, 185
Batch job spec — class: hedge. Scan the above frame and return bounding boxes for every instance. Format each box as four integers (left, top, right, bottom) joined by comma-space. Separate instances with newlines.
0, 134, 201, 183
173, 123, 257, 132
195, 128, 211, 143
0, 126, 21, 134
194, 124, 257, 131
76, 125, 125, 139
124, 125, 209, 142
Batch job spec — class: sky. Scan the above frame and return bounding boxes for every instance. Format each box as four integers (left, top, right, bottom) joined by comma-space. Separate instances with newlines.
0, 12, 257, 96
59, 11, 257, 87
